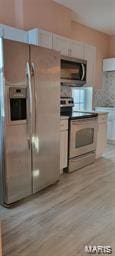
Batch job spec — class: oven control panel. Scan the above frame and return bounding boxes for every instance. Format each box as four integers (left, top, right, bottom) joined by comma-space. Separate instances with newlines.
60, 97, 74, 107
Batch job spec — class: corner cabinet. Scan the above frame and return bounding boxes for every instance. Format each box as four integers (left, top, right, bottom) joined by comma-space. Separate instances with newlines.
84, 44, 96, 86
60, 118, 68, 174
28, 28, 53, 49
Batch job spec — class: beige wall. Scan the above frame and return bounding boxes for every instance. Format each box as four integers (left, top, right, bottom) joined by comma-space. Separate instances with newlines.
109, 36, 115, 57
0, 0, 15, 26
0, 0, 112, 87
21, 0, 72, 37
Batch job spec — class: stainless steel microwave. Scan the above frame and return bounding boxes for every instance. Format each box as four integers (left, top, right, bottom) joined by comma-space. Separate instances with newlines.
61, 56, 87, 86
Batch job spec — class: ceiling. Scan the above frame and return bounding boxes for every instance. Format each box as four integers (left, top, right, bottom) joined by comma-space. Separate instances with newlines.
54, 0, 115, 35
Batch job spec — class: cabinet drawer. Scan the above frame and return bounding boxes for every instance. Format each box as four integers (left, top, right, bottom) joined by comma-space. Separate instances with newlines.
60, 120, 68, 131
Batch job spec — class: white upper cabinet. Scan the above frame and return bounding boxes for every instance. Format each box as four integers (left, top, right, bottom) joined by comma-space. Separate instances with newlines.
70, 40, 84, 59
84, 44, 96, 86
0, 24, 28, 43
103, 58, 115, 72
53, 34, 84, 59
53, 34, 70, 56
28, 28, 53, 49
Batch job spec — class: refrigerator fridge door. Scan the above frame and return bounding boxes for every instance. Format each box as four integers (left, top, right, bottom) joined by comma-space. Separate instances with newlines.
2, 40, 32, 205
30, 46, 60, 192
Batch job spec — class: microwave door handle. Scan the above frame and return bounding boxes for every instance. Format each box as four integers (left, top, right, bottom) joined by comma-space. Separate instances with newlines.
26, 62, 32, 149
81, 64, 85, 81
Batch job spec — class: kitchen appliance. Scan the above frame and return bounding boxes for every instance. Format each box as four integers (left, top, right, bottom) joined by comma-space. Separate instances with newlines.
0, 39, 60, 207
60, 97, 98, 172
61, 56, 87, 86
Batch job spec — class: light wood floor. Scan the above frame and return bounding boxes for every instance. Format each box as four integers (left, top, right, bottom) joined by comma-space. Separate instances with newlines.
0, 144, 115, 256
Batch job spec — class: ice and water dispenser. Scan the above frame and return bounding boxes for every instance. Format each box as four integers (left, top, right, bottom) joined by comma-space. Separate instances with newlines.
9, 87, 27, 122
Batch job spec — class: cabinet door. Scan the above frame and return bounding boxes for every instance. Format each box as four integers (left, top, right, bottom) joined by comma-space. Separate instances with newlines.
28, 29, 52, 49
3, 25, 28, 43
111, 120, 115, 140
84, 44, 96, 86
70, 40, 84, 59
53, 34, 69, 56
39, 30, 52, 49
60, 130, 68, 171
96, 121, 107, 158
107, 120, 112, 140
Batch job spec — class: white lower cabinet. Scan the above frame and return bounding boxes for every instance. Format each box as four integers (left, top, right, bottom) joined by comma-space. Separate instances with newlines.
96, 114, 107, 158
107, 120, 112, 140
60, 119, 68, 174
110, 120, 115, 142
95, 107, 115, 143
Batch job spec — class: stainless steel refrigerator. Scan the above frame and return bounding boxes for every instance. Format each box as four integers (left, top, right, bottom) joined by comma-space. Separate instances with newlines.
0, 39, 60, 206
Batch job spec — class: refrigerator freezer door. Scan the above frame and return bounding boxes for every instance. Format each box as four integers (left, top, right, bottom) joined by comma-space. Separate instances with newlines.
30, 46, 60, 192
3, 40, 32, 205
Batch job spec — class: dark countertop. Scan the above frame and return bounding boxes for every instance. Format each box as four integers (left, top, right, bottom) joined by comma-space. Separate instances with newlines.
61, 111, 98, 120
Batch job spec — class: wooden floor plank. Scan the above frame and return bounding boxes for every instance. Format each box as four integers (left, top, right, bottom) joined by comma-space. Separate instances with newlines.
0, 144, 115, 256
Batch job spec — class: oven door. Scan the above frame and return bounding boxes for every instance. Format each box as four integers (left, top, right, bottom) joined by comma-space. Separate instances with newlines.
69, 117, 98, 158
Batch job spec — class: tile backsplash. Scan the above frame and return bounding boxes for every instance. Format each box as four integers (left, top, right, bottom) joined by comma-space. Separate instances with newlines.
94, 72, 115, 107
61, 85, 72, 97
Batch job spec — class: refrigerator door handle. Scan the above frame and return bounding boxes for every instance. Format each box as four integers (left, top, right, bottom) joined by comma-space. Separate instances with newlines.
26, 62, 32, 116
26, 62, 32, 149
31, 62, 37, 136
35, 93, 37, 136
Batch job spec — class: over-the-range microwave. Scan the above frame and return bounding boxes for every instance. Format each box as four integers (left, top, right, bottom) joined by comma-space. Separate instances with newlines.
61, 56, 87, 86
